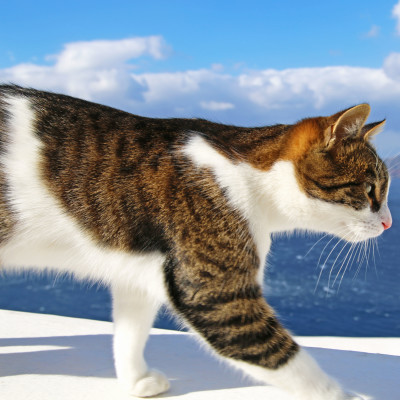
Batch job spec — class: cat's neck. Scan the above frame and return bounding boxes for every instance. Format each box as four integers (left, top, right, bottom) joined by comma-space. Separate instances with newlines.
196, 123, 292, 168
183, 117, 334, 232
182, 132, 304, 256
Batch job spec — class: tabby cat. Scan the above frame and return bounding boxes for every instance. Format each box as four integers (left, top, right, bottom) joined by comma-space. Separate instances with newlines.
0, 85, 391, 400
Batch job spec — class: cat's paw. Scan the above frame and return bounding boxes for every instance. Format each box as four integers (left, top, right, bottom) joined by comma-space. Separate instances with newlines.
130, 370, 170, 398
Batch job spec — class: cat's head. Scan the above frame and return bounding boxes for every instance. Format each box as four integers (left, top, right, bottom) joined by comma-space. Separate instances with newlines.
280, 104, 391, 243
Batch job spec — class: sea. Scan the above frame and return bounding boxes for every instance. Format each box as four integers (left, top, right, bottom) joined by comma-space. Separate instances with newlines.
1, 180, 399, 338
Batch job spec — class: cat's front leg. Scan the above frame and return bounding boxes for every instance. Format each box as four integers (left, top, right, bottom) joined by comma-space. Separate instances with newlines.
164, 255, 361, 400
111, 285, 170, 397
234, 347, 363, 400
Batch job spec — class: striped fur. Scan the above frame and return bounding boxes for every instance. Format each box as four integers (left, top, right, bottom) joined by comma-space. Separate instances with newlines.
0, 85, 390, 400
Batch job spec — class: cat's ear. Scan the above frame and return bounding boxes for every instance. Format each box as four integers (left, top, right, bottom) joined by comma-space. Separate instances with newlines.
361, 119, 386, 140
324, 104, 370, 149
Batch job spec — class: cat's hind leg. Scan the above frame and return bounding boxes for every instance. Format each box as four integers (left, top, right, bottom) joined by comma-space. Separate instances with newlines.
111, 285, 170, 397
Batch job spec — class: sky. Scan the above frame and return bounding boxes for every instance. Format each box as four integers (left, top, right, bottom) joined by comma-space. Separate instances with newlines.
1, 0, 400, 156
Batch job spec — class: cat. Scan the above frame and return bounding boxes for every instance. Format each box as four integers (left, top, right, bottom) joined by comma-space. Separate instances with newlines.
0, 84, 392, 400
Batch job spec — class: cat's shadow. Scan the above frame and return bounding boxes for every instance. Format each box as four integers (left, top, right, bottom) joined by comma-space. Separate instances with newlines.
0, 333, 398, 398
0, 332, 256, 396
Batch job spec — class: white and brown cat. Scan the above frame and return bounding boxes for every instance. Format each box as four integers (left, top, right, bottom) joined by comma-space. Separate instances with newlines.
0, 85, 391, 399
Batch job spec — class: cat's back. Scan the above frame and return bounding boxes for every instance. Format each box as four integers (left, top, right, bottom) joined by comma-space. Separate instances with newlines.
0, 84, 235, 142
0, 84, 162, 144
0, 86, 181, 252
0, 86, 241, 253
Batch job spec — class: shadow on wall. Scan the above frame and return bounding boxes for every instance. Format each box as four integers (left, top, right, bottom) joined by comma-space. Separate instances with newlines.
0, 333, 398, 398
0, 333, 255, 396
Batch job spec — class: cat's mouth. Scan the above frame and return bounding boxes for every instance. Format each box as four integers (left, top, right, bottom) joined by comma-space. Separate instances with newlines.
342, 219, 391, 243
342, 223, 385, 243
335, 203, 392, 243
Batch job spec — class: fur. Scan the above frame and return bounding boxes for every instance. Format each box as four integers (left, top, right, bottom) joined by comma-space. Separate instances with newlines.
0, 85, 391, 400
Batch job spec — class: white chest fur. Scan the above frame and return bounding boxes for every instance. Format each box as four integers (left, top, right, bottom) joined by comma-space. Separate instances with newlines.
182, 135, 297, 262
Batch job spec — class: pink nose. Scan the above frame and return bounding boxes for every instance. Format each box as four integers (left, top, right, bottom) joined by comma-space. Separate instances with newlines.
382, 221, 392, 230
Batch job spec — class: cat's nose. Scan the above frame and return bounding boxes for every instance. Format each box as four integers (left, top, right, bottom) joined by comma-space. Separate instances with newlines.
382, 221, 391, 230
380, 203, 392, 230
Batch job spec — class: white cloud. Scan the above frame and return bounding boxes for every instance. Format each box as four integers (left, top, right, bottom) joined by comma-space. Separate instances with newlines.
383, 52, 400, 80
393, 1, 400, 35
200, 100, 235, 111
239, 66, 395, 110
52, 36, 168, 72
2, 36, 399, 118
0, 36, 169, 105
364, 25, 380, 38
1, 36, 400, 154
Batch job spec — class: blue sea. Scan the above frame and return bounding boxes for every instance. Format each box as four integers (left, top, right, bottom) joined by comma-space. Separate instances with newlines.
1, 180, 399, 337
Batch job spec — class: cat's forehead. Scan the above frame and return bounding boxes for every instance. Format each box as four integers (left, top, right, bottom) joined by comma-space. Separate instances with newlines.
331, 140, 386, 181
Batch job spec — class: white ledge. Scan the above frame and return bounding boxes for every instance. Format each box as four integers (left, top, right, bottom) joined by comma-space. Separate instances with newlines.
0, 309, 399, 400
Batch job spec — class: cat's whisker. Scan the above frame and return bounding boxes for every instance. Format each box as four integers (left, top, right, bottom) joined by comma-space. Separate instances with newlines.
348, 233, 368, 279
387, 162, 400, 175
354, 239, 370, 281
337, 241, 360, 290
326, 231, 356, 289
333, 242, 354, 285
353, 241, 366, 280
332, 238, 358, 288
313, 228, 354, 292
314, 238, 341, 291
384, 151, 400, 169
304, 233, 330, 259
350, 238, 363, 268
363, 240, 370, 281
316, 228, 348, 269
354, 239, 364, 266
386, 153, 400, 169
371, 238, 379, 279
365, 238, 374, 281
387, 159, 400, 169
352, 240, 365, 270
375, 237, 382, 260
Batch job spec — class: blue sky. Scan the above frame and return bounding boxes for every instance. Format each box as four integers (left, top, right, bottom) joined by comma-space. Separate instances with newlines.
1, 1, 398, 70
1, 0, 400, 155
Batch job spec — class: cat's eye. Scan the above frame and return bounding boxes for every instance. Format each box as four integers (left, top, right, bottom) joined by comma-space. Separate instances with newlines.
365, 183, 375, 197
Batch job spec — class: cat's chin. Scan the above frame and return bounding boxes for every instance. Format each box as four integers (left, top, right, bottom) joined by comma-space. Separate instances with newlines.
331, 203, 391, 243
336, 223, 385, 243
306, 220, 384, 244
